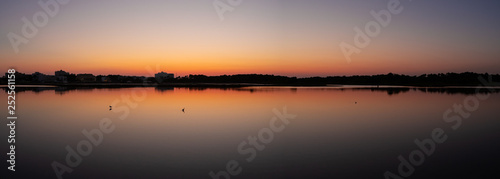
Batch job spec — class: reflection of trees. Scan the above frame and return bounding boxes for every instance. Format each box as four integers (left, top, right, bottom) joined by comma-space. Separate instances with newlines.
366, 88, 411, 96
2, 87, 56, 94
234, 87, 500, 96
423, 87, 495, 95
2, 86, 500, 96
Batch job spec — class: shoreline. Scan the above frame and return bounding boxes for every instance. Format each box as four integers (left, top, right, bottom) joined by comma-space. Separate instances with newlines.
2, 83, 500, 88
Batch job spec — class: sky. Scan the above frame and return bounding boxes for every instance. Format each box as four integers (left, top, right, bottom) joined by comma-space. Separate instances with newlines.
1, 0, 499, 77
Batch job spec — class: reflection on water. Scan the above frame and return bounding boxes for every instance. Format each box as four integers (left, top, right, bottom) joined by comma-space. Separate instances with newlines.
4, 85, 500, 95
1, 87, 499, 179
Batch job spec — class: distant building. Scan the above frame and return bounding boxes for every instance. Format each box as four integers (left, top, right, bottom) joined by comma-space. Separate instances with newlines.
55, 70, 69, 76
32, 72, 55, 83
5, 72, 31, 82
76, 74, 96, 82
55, 70, 70, 83
32, 72, 45, 82
155, 71, 174, 83
100, 76, 109, 82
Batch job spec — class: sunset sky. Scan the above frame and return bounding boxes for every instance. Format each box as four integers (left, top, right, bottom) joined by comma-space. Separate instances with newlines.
1, 0, 499, 77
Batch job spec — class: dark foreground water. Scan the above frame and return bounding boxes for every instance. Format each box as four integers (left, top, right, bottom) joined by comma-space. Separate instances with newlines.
2, 86, 500, 179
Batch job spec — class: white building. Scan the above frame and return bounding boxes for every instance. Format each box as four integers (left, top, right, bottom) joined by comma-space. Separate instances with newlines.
155, 71, 174, 83
55, 70, 69, 83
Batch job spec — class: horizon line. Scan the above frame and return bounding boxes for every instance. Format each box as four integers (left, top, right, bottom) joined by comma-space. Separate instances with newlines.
3, 69, 499, 79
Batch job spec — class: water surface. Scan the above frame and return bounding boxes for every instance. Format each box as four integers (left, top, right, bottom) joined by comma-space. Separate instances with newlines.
2, 87, 500, 179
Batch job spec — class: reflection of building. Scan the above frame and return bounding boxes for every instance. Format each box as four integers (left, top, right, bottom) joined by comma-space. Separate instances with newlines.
76, 74, 96, 82
155, 71, 174, 83
155, 87, 174, 93
55, 70, 69, 83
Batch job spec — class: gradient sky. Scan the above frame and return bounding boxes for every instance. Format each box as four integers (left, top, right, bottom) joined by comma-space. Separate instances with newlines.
1, 0, 499, 77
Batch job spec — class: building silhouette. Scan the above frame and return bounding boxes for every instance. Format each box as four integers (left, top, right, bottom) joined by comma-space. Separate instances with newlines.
76, 74, 96, 82
155, 71, 174, 83
55, 70, 70, 83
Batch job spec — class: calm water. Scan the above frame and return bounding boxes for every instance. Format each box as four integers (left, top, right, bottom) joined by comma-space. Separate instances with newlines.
2, 87, 500, 179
